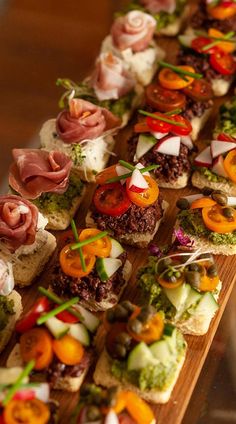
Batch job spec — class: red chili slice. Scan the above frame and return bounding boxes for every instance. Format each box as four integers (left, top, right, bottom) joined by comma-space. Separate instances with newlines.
210, 51, 236, 75
145, 84, 186, 112
56, 309, 79, 324
93, 183, 131, 217
191, 37, 219, 54
146, 112, 172, 133
182, 79, 213, 102
169, 115, 192, 136
217, 133, 236, 142
15, 297, 51, 333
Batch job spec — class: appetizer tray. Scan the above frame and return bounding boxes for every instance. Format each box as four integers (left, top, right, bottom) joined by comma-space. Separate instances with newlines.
1, 10, 236, 424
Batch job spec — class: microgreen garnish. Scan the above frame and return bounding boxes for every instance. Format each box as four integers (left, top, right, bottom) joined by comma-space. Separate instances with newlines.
201, 31, 235, 51
159, 61, 203, 80
37, 297, 79, 325
38, 287, 83, 321
70, 231, 108, 251
2, 360, 35, 406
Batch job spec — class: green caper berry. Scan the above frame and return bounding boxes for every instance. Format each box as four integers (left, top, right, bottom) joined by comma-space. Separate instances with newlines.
175, 271, 181, 278
106, 309, 116, 323
202, 187, 213, 196
116, 332, 131, 346
114, 305, 129, 320
222, 207, 234, 218
185, 271, 201, 286
211, 192, 227, 206
207, 265, 218, 277
86, 406, 101, 421
120, 300, 135, 313
129, 319, 143, 334
188, 263, 200, 272
176, 198, 190, 210
114, 343, 127, 358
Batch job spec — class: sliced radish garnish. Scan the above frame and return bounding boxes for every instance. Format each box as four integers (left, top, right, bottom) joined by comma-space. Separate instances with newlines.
194, 146, 212, 167
151, 131, 169, 139
33, 383, 50, 403
227, 197, 236, 206
183, 194, 204, 204
155, 136, 181, 156
116, 164, 129, 185
128, 168, 148, 193
135, 162, 150, 176
212, 155, 228, 178
135, 134, 156, 160
211, 140, 236, 159
13, 389, 35, 401
181, 135, 194, 150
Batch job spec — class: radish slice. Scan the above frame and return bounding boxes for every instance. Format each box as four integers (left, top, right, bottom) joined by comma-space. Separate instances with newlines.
32, 383, 50, 403
135, 134, 156, 160
151, 131, 169, 140
116, 164, 129, 185
227, 197, 236, 206
128, 168, 148, 193
156, 136, 181, 156
211, 140, 236, 159
104, 410, 119, 424
135, 162, 150, 176
212, 155, 228, 178
181, 135, 194, 150
183, 194, 204, 204
194, 146, 212, 167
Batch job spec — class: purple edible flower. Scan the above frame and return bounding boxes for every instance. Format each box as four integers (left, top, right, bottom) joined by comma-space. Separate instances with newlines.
148, 243, 163, 257
173, 228, 194, 247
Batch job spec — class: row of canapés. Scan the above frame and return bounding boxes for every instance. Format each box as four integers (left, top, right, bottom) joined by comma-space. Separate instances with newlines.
1, 0, 236, 422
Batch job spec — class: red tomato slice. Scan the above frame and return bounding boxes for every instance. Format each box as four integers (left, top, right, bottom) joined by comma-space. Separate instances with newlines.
182, 79, 213, 102
169, 115, 192, 136
146, 112, 172, 133
191, 37, 219, 54
93, 183, 131, 217
210, 51, 236, 75
56, 309, 79, 323
15, 297, 51, 333
145, 84, 186, 112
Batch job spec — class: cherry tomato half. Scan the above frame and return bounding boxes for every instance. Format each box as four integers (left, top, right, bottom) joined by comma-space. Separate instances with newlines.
191, 37, 219, 54
217, 133, 236, 142
210, 51, 236, 75
145, 84, 186, 112
182, 79, 213, 102
169, 115, 192, 136
146, 112, 172, 133
208, 3, 236, 20
126, 176, 159, 208
15, 297, 51, 333
93, 183, 131, 216
56, 309, 79, 323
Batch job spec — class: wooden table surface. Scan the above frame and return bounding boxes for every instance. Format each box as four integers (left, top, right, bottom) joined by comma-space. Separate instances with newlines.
1, 1, 236, 423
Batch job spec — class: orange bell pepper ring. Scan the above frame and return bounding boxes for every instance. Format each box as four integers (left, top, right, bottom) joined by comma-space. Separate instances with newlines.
202, 204, 236, 233
190, 198, 216, 209
20, 328, 53, 370
224, 150, 236, 183
79, 228, 112, 258
128, 312, 164, 344
158, 66, 195, 90
208, 4, 236, 20
208, 28, 235, 54
59, 244, 96, 278
52, 334, 84, 365
3, 399, 50, 424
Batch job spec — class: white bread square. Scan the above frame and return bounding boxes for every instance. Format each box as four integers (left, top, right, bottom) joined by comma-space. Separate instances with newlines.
0, 291, 22, 354
192, 170, 236, 197
94, 349, 186, 404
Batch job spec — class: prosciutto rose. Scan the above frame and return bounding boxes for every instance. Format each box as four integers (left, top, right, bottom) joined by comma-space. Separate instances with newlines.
0, 195, 38, 252
9, 149, 72, 199
140, 0, 176, 14
111, 11, 156, 52
91, 52, 135, 101
56, 98, 121, 143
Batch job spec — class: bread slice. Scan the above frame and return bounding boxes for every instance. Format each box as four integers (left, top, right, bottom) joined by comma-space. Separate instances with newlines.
43, 185, 87, 231
86, 200, 169, 248
0, 291, 22, 354
94, 349, 186, 404
158, 5, 190, 36
174, 219, 236, 255
157, 173, 189, 189
0, 231, 57, 288
6, 343, 88, 392
190, 108, 212, 141
192, 170, 236, 196
78, 260, 132, 312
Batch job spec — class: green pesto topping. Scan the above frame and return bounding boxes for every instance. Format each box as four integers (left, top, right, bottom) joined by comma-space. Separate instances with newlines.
178, 209, 236, 245
214, 97, 236, 138
0, 296, 14, 331
33, 173, 84, 213
198, 167, 231, 184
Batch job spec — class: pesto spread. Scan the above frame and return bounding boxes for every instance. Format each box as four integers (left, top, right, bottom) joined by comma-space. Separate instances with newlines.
198, 167, 230, 184
0, 296, 14, 331
178, 209, 236, 245
214, 97, 236, 138
33, 173, 84, 213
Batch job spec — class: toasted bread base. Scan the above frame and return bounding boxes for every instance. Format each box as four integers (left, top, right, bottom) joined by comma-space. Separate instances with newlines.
192, 170, 236, 196
174, 219, 236, 255
157, 173, 189, 189
0, 291, 22, 354
94, 349, 186, 404
86, 200, 169, 248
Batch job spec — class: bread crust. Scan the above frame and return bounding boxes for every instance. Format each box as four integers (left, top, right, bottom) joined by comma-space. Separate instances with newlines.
192, 170, 236, 196
0, 291, 22, 354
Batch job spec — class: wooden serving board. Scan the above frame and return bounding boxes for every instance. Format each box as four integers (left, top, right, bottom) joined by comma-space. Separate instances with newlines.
1, 9, 236, 424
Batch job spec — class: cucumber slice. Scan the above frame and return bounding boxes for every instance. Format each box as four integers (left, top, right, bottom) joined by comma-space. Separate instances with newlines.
163, 284, 191, 312
68, 323, 90, 346
191, 292, 219, 317
110, 238, 124, 259
127, 342, 157, 371
150, 340, 173, 364
45, 316, 69, 339
0, 367, 28, 386
136, 134, 157, 160
178, 34, 195, 48
96, 258, 122, 282
164, 328, 177, 354
74, 305, 100, 333
184, 287, 202, 312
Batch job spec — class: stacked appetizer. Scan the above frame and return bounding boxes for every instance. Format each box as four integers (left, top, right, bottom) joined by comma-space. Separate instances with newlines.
72, 383, 156, 424
0, 363, 58, 424
86, 160, 168, 246
189, 0, 236, 33
138, 250, 220, 335
174, 192, 236, 255
7, 287, 100, 392
94, 301, 187, 403
0, 195, 56, 287
50, 223, 132, 311
213, 96, 236, 140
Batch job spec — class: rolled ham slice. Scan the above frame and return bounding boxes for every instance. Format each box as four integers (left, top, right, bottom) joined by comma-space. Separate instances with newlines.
9, 149, 72, 199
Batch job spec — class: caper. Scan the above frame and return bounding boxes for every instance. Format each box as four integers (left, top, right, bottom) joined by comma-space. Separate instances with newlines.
116, 332, 131, 346
120, 300, 135, 313
185, 271, 201, 286
157, 257, 173, 273
114, 343, 127, 358
188, 263, 200, 272
222, 207, 234, 218
86, 405, 101, 421
207, 265, 218, 277
176, 198, 190, 210
138, 306, 154, 323
162, 270, 177, 283
114, 305, 129, 320
202, 187, 213, 196
211, 192, 227, 206
106, 308, 116, 323
128, 319, 143, 334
